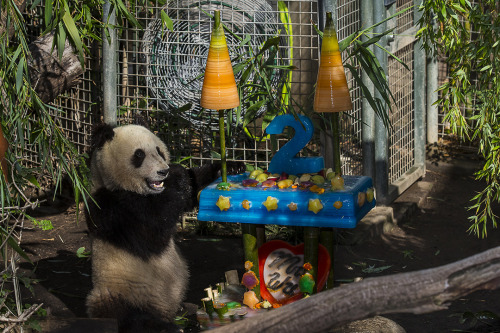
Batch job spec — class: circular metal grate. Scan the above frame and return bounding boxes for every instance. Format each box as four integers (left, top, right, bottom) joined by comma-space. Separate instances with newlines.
142, 0, 287, 130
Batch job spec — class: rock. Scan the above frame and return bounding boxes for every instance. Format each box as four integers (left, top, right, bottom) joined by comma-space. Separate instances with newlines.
330, 316, 406, 333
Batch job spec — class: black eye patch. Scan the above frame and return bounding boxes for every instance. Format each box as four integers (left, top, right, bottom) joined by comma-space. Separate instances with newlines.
156, 146, 166, 161
132, 149, 146, 168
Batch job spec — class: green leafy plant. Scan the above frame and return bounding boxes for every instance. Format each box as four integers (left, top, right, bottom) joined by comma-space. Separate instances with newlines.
418, 0, 500, 237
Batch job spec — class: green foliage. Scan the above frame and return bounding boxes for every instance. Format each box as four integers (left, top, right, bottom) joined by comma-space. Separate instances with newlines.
76, 246, 91, 258
418, 0, 500, 237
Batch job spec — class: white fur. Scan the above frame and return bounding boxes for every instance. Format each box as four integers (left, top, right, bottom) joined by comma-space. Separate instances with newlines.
87, 238, 189, 320
90, 125, 170, 195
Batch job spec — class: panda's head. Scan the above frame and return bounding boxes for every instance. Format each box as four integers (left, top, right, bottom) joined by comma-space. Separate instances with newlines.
89, 124, 170, 195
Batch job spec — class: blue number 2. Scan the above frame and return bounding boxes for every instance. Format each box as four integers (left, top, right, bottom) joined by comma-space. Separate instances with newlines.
266, 114, 324, 175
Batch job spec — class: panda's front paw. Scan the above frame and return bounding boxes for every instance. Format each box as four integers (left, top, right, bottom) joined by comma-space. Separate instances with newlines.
226, 161, 246, 175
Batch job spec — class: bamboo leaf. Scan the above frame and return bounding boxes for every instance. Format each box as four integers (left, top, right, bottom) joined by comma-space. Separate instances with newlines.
15, 57, 25, 94
62, 11, 85, 66
44, 0, 53, 28
160, 10, 173, 32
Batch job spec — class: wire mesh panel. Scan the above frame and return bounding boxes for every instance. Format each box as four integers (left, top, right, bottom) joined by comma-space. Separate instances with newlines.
116, 0, 326, 170
336, 0, 362, 176
22, 1, 100, 168
388, 44, 414, 183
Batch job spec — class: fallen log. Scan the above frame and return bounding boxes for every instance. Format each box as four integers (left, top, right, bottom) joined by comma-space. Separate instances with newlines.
212, 246, 500, 333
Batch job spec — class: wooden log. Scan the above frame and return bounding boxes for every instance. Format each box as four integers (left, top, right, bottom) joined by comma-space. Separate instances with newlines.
28, 32, 83, 103
211, 246, 500, 333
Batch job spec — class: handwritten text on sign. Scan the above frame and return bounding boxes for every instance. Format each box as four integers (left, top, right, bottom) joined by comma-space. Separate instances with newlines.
258, 240, 331, 305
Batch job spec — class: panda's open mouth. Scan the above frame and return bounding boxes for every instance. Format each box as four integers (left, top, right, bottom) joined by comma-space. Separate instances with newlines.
147, 179, 165, 191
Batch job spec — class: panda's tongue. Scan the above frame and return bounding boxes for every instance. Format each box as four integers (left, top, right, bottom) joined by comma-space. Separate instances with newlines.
150, 180, 164, 189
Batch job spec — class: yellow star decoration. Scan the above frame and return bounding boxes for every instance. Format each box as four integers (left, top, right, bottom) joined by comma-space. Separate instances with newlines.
308, 198, 323, 214
216, 195, 231, 211
262, 196, 278, 211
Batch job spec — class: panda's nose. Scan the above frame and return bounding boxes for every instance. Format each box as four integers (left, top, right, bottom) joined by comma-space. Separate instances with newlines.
157, 168, 169, 178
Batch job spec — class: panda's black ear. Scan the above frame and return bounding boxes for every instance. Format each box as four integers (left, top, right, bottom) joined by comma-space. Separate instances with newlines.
90, 123, 115, 152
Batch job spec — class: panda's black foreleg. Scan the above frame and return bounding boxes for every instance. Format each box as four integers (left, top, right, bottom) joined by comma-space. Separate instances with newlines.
118, 310, 181, 333
189, 161, 245, 192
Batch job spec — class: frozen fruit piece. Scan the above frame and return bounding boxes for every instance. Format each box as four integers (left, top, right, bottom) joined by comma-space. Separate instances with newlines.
299, 272, 315, 295
300, 181, 314, 189
261, 179, 276, 188
249, 169, 263, 179
242, 200, 251, 210
263, 196, 278, 211
277, 179, 293, 189
326, 168, 335, 181
279, 172, 289, 181
299, 173, 311, 182
216, 196, 230, 211
366, 188, 375, 202
308, 199, 323, 214
243, 291, 260, 309
333, 201, 343, 209
311, 175, 326, 185
288, 174, 297, 182
310, 185, 325, 194
242, 179, 258, 187
217, 182, 231, 190
241, 270, 259, 290
331, 174, 344, 190
255, 172, 269, 182
358, 191, 366, 207
288, 202, 298, 211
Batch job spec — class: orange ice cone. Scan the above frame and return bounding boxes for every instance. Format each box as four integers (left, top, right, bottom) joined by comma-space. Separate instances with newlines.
201, 10, 240, 110
313, 12, 352, 113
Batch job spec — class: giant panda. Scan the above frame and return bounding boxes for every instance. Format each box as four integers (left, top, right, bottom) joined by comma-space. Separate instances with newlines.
85, 123, 244, 332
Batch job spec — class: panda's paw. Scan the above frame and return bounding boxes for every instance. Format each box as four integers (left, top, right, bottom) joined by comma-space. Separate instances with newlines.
226, 161, 246, 175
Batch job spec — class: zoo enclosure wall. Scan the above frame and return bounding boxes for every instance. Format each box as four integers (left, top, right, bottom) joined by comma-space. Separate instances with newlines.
25, 0, 436, 205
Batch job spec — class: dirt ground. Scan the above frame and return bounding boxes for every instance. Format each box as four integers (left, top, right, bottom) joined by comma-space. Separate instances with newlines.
17, 143, 500, 332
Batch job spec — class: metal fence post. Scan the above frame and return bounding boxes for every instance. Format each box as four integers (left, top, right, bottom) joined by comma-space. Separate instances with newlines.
103, 0, 117, 126
361, 1, 375, 180
373, 1, 389, 203
426, 33, 439, 144
413, 1, 426, 166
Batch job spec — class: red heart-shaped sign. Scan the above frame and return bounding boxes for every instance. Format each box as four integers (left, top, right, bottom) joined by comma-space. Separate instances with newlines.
258, 240, 330, 305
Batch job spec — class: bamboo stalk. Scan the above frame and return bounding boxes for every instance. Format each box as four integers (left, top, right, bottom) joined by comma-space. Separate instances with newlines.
320, 228, 335, 290
303, 227, 319, 293
332, 113, 342, 176
218, 109, 227, 182
241, 223, 260, 298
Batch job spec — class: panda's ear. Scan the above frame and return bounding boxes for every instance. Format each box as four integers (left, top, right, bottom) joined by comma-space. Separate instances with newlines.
90, 123, 115, 152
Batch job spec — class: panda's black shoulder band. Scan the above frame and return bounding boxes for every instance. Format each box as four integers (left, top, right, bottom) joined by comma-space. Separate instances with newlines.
90, 123, 115, 152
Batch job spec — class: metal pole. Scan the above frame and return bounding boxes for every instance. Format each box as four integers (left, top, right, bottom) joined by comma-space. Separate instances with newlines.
361, 0, 375, 179
103, 0, 117, 126
414, 1, 426, 166
426, 33, 439, 144
373, 1, 389, 203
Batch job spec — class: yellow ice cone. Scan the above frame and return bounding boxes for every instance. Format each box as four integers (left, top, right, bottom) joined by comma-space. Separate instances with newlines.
313, 12, 352, 113
201, 10, 240, 110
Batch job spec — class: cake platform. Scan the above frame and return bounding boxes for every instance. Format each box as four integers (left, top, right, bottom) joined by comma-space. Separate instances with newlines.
197, 173, 375, 228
